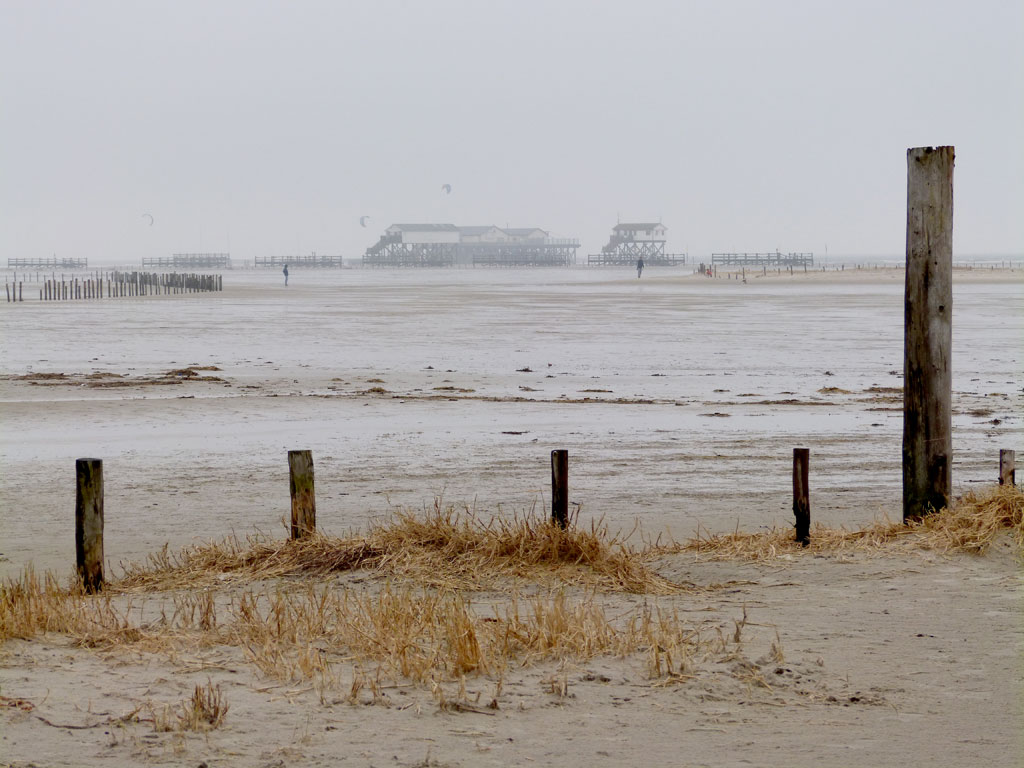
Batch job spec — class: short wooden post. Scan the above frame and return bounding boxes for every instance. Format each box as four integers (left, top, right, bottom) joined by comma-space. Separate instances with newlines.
75, 458, 104, 592
1000, 449, 1016, 486
288, 449, 316, 539
793, 448, 810, 546
903, 146, 954, 521
551, 449, 569, 528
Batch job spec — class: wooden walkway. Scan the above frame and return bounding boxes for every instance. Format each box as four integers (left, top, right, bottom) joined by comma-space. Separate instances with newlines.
711, 252, 813, 266
8, 257, 88, 269
587, 254, 686, 266
255, 255, 344, 268
144, 254, 231, 269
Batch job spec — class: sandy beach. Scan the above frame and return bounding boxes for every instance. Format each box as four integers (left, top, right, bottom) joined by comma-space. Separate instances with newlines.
1, 265, 1022, 767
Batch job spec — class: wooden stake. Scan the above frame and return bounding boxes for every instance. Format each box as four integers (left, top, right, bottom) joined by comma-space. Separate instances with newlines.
551, 449, 569, 528
903, 146, 954, 521
793, 448, 810, 546
288, 449, 316, 539
75, 458, 104, 592
1000, 449, 1016, 486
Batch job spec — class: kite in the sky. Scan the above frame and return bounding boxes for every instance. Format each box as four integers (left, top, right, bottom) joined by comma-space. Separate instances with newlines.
359, 215, 370, 228
441, 184, 452, 194
142, 213, 154, 226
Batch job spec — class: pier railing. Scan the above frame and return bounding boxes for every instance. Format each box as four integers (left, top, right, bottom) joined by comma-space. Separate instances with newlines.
711, 252, 814, 266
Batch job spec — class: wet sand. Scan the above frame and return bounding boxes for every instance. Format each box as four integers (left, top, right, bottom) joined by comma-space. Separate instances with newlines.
1, 266, 1022, 767
1, 266, 1020, 576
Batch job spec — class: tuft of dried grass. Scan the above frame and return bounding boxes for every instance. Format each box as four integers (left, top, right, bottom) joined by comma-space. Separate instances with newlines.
0, 568, 147, 646
114, 504, 681, 595
673, 484, 1023, 561
153, 680, 228, 732
0, 573, 725, 686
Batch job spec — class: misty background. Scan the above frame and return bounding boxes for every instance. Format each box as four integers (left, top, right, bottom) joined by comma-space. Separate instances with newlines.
2, 0, 1021, 264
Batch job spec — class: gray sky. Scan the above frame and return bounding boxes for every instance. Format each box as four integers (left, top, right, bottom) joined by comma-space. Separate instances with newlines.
3, 0, 1022, 262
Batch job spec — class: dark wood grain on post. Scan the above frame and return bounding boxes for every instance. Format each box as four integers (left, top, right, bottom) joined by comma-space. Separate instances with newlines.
1000, 450, 1016, 486
288, 449, 316, 539
75, 458, 104, 592
903, 146, 954, 521
551, 449, 569, 528
793, 448, 810, 546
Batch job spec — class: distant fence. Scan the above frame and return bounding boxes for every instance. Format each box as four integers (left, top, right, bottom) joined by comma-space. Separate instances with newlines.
5, 270, 222, 302
8, 257, 88, 269
255, 254, 345, 268
143, 254, 232, 269
472, 253, 575, 267
587, 254, 686, 266
711, 252, 814, 266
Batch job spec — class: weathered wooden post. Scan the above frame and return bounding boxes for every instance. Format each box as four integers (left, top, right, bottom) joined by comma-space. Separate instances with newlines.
551, 449, 569, 528
903, 146, 954, 521
1000, 449, 1016, 486
288, 449, 316, 539
793, 448, 810, 545
75, 458, 104, 592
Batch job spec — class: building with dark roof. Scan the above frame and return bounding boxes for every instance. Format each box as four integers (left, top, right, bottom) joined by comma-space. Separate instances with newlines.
363, 224, 580, 267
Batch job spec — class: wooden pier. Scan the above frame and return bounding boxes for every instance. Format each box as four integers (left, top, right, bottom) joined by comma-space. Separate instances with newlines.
143, 254, 232, 269
8, 257, 88, 269
587, 252, 686, 266
255, 253, 345, 268
470, 240, 579, 267
711, 251, 814, 267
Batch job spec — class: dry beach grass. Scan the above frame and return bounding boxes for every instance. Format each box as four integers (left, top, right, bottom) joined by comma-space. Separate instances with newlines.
2, 493, 1021, 767
2, 485, 1019, 689
113, 503, 681, 594
673, 484, 1024, 560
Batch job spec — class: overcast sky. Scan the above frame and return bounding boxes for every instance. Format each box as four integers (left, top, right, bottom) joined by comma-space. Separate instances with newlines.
2, 0, 1022, 263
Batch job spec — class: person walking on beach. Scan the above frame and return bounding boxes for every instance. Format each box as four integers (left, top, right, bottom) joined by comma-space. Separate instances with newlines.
636, 257, 644, 279
283, 264, 289, 286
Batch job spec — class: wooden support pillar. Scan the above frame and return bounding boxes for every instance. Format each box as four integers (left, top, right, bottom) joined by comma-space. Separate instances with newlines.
288, 449, 316, 539
1000, 449, 1016, 486
903, 146, 954, 521
75, 458, 104, 592
793, 448, 810, 546
551, 449, 569, 528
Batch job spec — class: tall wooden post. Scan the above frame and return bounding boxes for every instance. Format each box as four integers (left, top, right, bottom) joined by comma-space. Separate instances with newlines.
288, 450, 316, 539
1000, 450, 1016, 486
903, 146, 954, 521
551, 450, 569, 528
792, 448, 810, 546
75, 458, 104, 592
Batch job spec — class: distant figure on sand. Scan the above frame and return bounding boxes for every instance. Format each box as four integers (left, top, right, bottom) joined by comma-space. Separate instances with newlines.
283, 264, 289, 286
636, 258, 644, 279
